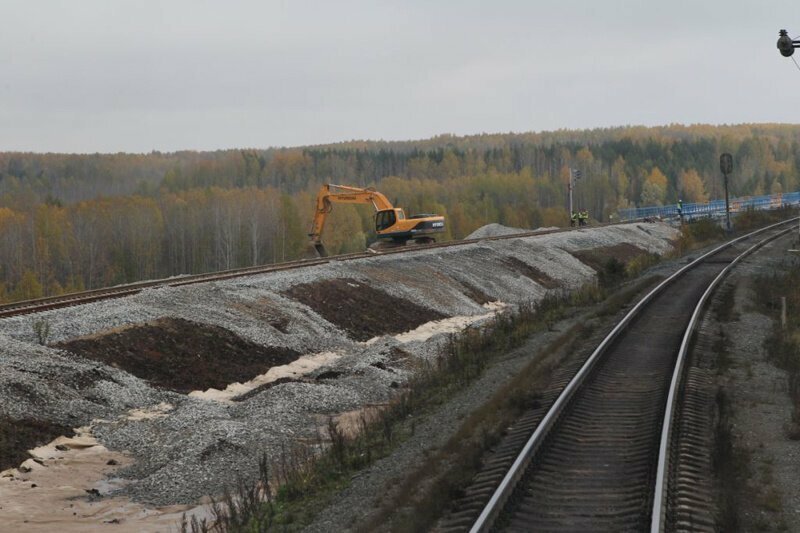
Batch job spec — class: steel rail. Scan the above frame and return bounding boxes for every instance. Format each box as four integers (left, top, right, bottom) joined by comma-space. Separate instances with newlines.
649, 221, 797, 532
469, 217, 797, 533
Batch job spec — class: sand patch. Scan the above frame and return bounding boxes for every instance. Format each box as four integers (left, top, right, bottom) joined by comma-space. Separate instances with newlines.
190, 351, 343, 402
0, 427, 209, 532
364, 301, 507, 345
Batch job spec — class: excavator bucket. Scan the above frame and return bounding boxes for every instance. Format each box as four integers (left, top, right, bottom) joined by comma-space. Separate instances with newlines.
312, 242, 328, 257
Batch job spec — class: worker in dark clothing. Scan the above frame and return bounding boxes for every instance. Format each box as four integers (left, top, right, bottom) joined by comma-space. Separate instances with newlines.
570, 211, 578, 227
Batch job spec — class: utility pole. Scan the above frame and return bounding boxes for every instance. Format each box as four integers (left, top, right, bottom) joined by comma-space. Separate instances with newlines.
569, 168, 582, 221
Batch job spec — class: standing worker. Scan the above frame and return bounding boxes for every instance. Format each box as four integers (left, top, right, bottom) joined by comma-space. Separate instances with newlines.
676, 199, 683, 222
579, 209, 588, 226
571, 211, 578, 227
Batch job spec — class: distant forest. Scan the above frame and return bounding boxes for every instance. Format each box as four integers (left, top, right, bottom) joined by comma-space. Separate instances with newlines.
1, 123, 799, 303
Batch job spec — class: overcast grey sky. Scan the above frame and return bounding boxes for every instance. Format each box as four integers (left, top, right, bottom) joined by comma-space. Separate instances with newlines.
1, 0, 798, 153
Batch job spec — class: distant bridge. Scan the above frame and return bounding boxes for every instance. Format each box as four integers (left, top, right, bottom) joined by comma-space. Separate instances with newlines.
618, 191, 800, 222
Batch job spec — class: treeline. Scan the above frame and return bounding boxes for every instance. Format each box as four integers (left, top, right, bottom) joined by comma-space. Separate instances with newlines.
3, 124, 798, 207
1, 123, 799, 303
0, 188, 311, 301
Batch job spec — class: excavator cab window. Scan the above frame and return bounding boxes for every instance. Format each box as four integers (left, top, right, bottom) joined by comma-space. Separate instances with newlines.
375, 209, 396, 231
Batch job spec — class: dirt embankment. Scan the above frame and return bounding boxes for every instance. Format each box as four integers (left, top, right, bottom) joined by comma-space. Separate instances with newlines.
55, 317, 299, 393
284, 279, 446, 341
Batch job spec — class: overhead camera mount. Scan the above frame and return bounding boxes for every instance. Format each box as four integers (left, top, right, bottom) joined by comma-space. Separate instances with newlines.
777, 29, 800, 57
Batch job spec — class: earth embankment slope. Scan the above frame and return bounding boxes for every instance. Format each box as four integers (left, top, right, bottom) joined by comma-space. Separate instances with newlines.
0, 222, 677, 515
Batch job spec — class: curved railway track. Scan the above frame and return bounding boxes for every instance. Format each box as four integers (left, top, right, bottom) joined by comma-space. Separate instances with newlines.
449, 219, 798, 532
0, 223, 605, 319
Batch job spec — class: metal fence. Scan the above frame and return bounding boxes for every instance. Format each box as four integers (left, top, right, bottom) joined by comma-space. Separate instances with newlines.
618, 191, 800, 221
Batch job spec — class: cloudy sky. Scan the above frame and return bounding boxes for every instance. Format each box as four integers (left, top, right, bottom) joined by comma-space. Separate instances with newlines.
1, 0, 799, 153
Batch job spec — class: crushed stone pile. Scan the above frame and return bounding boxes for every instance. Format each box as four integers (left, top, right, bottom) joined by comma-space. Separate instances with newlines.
466, 222, 529, 239
465, 222, 559, 239
0, 222, 679, 509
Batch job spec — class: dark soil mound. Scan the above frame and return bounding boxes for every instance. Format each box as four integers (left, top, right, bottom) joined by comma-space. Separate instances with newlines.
285, 279, 446, 342
572, 243, 650, 271
55, 318, 299, 393
502, 257, 560, 288
460, 281, 493, 304
572, 243, 655, 288
0, 417, 73, 471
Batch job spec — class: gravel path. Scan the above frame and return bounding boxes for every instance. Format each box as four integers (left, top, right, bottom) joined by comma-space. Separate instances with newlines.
721, 235, 800, 531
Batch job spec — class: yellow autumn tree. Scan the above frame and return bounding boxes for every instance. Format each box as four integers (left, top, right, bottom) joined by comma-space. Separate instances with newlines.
13, 270, 44, 301
611, 156, 629, 208
640, 167, 668, 206
678, 169, 709, 203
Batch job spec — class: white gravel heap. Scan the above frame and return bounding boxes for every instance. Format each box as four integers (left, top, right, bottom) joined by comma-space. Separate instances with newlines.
465, 222, 530, 239
0, 222, 678, 506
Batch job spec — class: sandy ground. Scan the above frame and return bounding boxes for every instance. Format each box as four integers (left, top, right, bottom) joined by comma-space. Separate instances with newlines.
0, 430, 209, 532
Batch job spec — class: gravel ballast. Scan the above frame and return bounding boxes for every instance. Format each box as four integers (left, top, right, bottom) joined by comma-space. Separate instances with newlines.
0, 222, 679, 510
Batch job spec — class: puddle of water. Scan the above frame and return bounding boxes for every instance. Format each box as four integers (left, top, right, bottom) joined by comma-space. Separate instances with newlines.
365, 301, 507, 345
189, 350, 343, 402
0, 426, 210, 532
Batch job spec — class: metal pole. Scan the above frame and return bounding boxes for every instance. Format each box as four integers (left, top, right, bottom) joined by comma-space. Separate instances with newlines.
724, 172, 731, 231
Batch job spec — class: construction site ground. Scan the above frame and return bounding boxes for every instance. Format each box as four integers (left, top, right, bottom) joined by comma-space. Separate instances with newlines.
0, 222, 680, 531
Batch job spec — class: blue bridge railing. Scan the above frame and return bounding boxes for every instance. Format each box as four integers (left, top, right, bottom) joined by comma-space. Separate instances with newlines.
618, 191, 800, 221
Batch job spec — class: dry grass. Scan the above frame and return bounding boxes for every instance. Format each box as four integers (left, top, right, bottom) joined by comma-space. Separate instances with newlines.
358, 278, 663, 531
358, 322, 587, 532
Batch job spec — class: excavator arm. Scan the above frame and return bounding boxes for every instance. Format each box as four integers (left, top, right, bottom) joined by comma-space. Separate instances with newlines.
308, 184, 395, 256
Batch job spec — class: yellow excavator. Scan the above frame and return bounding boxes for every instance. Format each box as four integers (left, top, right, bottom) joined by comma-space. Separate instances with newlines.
308, 184, 446, 257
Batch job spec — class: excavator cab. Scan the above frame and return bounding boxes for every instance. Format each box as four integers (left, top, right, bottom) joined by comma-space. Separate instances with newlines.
375, 209, 400, 232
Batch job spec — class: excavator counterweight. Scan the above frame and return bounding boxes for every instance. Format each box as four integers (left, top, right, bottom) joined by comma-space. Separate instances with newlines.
308, 184, 445, 257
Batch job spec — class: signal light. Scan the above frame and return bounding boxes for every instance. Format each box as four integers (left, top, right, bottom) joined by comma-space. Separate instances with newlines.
778, 29, 796, 57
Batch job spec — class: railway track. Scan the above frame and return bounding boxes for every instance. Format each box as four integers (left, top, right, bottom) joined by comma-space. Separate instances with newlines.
435, 219, 797, 533
0, 223, 600, 319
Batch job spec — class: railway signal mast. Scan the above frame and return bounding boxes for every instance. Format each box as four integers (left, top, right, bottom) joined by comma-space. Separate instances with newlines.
720, 153, 733, 231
